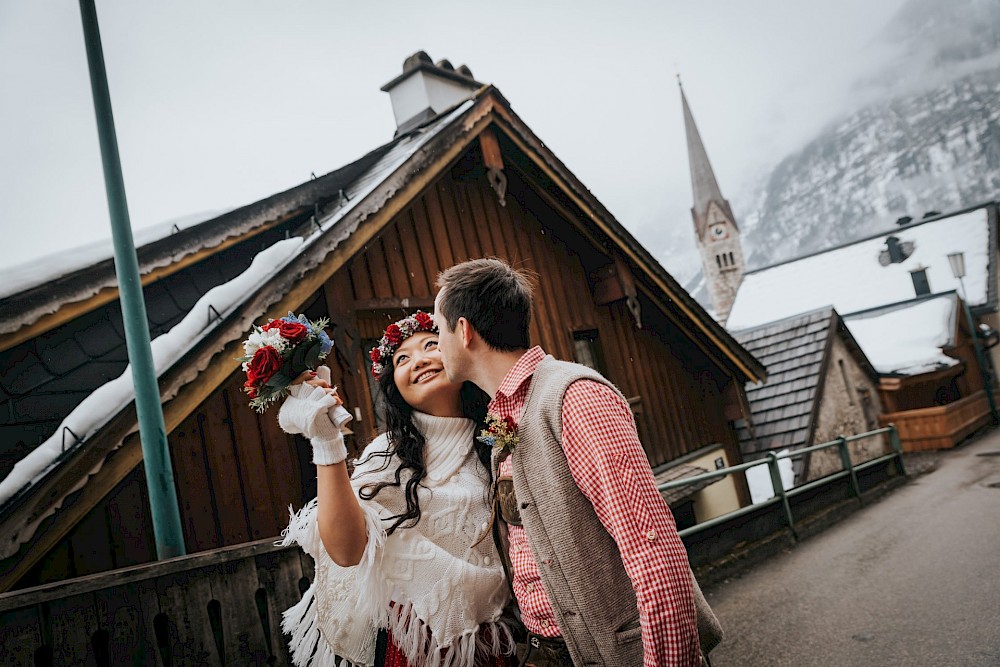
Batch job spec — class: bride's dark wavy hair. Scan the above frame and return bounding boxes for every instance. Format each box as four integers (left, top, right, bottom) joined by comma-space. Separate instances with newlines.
357, 352, 491, 535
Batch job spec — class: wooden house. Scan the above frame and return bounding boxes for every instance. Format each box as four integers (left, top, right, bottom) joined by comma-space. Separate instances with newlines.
727, 203, 999, 453
843, 292, 993, 450
732, 307, 887, 485
0, 53, 765, 664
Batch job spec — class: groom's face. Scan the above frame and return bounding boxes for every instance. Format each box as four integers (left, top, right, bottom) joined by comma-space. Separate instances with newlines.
432, 290, 467, 383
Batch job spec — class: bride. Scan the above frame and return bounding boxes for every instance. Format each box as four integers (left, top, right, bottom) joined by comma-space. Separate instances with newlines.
278, 311, 517, 667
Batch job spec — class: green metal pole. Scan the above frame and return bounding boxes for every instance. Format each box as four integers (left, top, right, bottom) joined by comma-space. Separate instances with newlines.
836, 435, 862, 502
766, 453, 797, 541
79, 0, 185, 559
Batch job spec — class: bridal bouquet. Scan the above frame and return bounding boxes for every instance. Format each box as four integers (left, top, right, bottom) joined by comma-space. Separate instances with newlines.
239, 313, 347, 419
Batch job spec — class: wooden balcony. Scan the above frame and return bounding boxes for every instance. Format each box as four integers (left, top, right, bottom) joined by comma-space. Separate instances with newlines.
879, 390, 992, 452
0, 538, 311, 666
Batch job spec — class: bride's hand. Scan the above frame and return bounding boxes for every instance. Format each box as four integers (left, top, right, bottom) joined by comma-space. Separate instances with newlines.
291, 368, 344, 406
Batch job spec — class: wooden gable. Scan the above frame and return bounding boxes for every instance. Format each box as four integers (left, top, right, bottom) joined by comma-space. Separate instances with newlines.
2, 89, 762, 590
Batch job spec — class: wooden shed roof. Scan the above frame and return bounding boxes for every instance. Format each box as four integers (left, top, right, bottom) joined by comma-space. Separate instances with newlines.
732, 307, 876, 475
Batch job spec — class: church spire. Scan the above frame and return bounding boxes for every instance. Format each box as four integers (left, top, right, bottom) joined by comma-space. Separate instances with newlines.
680, 81, 733, 235
679, 79, 745, 326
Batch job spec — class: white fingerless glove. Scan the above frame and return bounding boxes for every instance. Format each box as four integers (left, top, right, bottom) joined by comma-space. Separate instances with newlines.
278, 383, 347, 465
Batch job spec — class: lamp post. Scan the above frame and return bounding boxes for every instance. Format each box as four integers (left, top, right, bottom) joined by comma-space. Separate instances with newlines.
947, 252, 999, 423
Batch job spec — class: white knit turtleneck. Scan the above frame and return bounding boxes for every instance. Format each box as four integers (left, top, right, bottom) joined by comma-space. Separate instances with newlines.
281, 413, 511, 667
412, 411, 475, 485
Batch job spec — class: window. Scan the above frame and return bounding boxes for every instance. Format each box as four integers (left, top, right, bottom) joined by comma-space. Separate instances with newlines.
572, 329, 606, 375
910, 268, 930, 297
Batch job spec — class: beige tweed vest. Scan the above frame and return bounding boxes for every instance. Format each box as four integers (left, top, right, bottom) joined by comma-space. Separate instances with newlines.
493, 356, 721, 666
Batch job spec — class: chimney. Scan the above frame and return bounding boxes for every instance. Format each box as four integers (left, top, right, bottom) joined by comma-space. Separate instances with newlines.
381, 51, 484, 134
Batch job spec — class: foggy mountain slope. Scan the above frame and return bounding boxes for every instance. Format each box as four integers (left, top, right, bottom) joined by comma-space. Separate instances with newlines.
742, 0, 1000, 268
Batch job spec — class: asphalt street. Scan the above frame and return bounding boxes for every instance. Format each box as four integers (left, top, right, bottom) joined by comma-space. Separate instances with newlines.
704, 429, 1000, 667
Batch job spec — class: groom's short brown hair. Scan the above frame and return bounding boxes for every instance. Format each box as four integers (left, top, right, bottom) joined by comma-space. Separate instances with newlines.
436, 258, 534, 351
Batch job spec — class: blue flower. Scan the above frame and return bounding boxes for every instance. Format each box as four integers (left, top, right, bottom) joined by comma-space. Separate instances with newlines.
477, 434, 497, 448
319, 331, 333, 356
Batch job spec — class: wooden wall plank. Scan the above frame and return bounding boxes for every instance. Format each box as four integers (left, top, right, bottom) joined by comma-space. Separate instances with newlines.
461, 180, 501, 258
224, 387, 279, 540
47, 591, 98, 665
348, 256, 374, 302
209, 558, 268, 665
156, 569, 215, 665
430, 182, 470, 262
198, 392, 251, 546
94, 581, 149, 664
436, 181, 479, 262
381, 228, 414, 297
473, 174, 513, 260
68, 489, 115, 579
170, 414, 221, 552
396, 209, 431, 297
367, 238, 394, 299
106, 465, 156, 569
413, 197, 451, 278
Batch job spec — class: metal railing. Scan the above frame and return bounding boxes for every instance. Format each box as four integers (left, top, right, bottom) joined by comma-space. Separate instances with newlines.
659, 425, 906, 540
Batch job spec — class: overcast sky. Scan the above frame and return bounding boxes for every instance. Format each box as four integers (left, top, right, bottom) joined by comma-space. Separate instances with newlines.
1, 1, 910, 284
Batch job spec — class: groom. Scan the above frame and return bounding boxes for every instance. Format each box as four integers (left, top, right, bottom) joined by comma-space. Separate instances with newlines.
432, 258, 704, 666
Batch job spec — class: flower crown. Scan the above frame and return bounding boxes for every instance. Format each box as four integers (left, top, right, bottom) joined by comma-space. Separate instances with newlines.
369, 310, 438, 378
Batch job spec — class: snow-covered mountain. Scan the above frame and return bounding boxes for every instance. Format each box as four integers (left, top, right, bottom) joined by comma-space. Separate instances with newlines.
742, 0, 1000, 270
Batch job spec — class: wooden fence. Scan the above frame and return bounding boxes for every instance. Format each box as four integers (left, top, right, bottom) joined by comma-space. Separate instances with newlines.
0, 538, 312, 666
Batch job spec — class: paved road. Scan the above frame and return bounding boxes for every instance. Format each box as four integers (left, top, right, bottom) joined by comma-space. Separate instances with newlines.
705, 429, 1000, 667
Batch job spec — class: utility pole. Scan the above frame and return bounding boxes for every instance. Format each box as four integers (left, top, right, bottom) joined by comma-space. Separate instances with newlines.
78, 0, 185, 558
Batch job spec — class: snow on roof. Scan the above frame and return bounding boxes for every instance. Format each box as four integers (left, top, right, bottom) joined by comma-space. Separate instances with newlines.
0, 238, 303, 508
0, 100, 474, 511
0, 209, 231, 301
842, 294, 959, 376
727, 207, 991, 331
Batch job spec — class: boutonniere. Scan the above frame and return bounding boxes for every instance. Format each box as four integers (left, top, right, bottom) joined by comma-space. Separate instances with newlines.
478, 413, 519, 456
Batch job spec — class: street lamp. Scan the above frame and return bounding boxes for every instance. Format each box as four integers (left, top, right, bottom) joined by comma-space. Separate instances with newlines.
947, 251, 999, 423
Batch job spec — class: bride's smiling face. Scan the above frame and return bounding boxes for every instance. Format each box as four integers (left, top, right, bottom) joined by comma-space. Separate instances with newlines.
392, 332, 463, 416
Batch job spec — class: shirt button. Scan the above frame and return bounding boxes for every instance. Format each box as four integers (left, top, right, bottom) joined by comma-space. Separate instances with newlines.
450, 475, 458, 482
540, 619, 549, 628
526, 583, 534, 593
481, 521, 489, 531
646, 529, 657, 542
483, 556, 492, 566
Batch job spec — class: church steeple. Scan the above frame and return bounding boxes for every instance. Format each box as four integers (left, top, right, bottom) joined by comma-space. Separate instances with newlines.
679, 80, 745, 325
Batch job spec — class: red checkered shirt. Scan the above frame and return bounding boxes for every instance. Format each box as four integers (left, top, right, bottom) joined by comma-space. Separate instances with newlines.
492, 347, 700, 666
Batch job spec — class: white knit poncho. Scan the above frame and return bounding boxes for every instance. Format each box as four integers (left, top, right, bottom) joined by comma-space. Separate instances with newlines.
280, 413, 513, 667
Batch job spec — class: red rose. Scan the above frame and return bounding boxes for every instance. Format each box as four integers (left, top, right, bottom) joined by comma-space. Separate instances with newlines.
261, 319, 281, 332
276, 320, 308, 343
244, 379, 258, 399
247, 346, 283, 385
503, 416, 517, 432
414, 311, 433, 328
385, 324, 402, 346
370, 348, 382, 363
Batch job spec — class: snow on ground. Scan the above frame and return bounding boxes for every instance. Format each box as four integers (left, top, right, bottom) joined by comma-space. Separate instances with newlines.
843, 295, 958, 375
0, 209, 231, 300
745, 453, 795, 504
0, 238, 303, 506
727, 208, 990, 331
